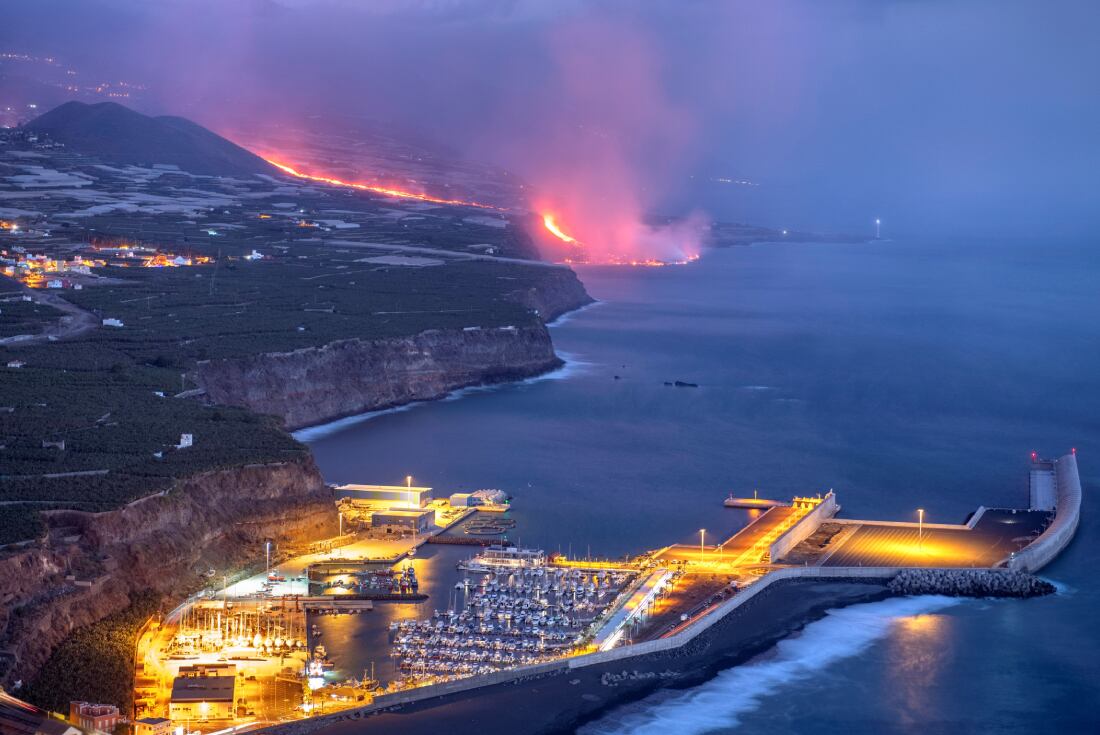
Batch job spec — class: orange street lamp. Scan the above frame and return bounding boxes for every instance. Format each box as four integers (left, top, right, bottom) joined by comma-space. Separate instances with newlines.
699, 529, 706, 564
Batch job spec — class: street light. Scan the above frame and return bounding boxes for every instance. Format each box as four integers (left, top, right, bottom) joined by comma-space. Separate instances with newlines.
406, 475, 413, 488
918, 509, 924, 550
699, 529, 706, 564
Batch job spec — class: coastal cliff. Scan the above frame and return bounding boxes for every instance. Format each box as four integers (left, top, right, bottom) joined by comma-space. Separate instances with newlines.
0, 456, 337, 689
503, 267, 594, 323
193, 324, 565, 431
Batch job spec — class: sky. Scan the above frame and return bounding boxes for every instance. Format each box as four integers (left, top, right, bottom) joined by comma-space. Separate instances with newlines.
2, 0, 1099, 240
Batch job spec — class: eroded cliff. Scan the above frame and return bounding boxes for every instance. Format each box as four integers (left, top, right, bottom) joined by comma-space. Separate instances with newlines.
194, 324, 564, 430
0, 455, 336, 688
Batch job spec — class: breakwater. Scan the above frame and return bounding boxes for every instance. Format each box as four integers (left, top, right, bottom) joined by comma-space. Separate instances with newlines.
1007, 452, 1081, 573
888, 568, 1054, 597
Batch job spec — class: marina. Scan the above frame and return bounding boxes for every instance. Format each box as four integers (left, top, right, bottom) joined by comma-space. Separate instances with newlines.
389, 546, 636, 683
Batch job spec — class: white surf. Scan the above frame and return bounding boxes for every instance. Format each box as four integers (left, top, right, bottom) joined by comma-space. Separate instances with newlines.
580, 595, 962, 735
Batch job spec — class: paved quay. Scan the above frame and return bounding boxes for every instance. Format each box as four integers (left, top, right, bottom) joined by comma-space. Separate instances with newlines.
823, 509, 1049, 568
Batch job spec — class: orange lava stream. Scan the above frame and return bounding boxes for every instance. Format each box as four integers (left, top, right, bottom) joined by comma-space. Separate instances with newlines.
264, 156, 697, 267
265, 158, 500, 210
542, 212, 699, 266
542, 213, 581, 245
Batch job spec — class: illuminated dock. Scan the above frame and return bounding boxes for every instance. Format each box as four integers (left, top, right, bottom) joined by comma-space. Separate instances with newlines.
723, 492, 786, 509
592, 568, 674, 651
820, 509, 1048, 568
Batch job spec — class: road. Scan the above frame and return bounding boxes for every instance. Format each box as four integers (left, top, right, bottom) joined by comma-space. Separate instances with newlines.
324, 239, 571, 269
0, 287, 99, 345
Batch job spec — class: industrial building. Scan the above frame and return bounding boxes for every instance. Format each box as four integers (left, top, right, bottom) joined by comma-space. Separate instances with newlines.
334, 483, 433, 508
1029, 454, 1057, 511
370, 508, 435, 534
449, 492, 474, 507
169, 675, 235, 721
177, 662, 235, 678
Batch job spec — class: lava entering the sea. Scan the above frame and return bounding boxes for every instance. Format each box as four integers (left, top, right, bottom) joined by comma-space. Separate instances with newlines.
264, 157, 500, 210
540, 211, 702, 266
264, 153, 700, 267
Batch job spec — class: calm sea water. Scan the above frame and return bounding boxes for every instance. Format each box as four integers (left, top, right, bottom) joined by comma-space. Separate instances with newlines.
306, 239, 1100, 732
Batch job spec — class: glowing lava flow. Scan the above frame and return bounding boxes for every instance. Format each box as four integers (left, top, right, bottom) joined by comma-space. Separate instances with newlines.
541, 212, 699, 266
265, 158, 500, 210
542, 213, 581, 246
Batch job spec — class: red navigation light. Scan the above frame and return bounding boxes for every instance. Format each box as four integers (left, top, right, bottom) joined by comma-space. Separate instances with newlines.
1071, 447, 1077, 454
1030, 451, 1037, 460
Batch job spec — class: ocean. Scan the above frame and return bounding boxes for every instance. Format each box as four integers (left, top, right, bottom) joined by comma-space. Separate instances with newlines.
304, 239, 1100, 732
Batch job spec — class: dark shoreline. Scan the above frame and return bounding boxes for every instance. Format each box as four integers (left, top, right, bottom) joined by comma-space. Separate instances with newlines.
288, 296, 594, 436
294, 578, 890, 735
288, 354, 565, 435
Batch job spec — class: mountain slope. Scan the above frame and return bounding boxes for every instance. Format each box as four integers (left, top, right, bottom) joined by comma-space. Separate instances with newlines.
25, 101, 276, 177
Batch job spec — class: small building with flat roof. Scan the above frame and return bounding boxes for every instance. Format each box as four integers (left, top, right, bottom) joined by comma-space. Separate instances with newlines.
134, 717, 171, 735
371, 508, 435, 534
335, 484, 433, 508
169, 675, 235, 721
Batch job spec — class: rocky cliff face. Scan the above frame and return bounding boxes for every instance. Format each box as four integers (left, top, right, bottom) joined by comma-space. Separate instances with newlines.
194, 324, 565, 431
0, 456, 336, 688
504, 267, 594, 323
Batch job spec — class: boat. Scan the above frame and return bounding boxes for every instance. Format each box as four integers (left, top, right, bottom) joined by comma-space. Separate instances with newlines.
268, 572, 286, 582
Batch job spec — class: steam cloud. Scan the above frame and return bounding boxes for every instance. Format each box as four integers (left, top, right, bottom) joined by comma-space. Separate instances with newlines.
508, 17, 710, 263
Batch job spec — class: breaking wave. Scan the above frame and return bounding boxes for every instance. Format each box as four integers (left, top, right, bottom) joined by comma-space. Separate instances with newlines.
580, 595, 962, 735
547, 300, 602, 327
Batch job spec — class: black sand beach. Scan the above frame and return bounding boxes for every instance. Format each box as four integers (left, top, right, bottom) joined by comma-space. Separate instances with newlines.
283, 579, 889, 735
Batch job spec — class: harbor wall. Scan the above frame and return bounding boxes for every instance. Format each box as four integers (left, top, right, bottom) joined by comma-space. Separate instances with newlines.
1007, 452, 1081, 573
769, 492, 839, 562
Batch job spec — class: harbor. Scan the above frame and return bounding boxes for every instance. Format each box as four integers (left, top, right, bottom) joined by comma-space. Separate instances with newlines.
130, 452, 1082, 731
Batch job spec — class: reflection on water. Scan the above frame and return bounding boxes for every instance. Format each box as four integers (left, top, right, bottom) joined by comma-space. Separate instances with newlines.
310, 545, 471, 685
887, 612, 956, 727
